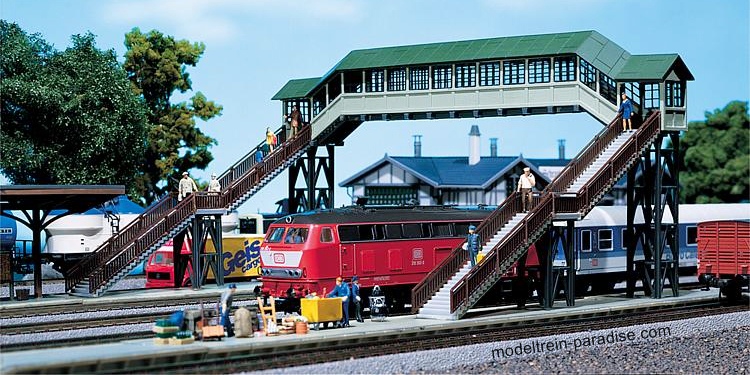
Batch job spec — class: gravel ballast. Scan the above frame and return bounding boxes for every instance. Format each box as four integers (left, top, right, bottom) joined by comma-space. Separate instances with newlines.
253, 311, 749, 374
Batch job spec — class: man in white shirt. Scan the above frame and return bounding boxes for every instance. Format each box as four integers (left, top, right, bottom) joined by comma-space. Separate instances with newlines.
178, 171, 198, 201
207, 173, 221, 193
517, 167, 536, 213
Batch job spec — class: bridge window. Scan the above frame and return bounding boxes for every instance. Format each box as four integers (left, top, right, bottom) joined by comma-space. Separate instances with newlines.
503, 60, 525, 85
553, 56, 576, 82
366, 69, 384, 92
598, 229, 613, 251
388, 68, 407, 91
579, 59, 597, 91
620, 82, 641, 107
479, 62, 500, 86
410, 66, 430, 90
343, 71, 363, 93
285, 100, 310, 123
433, 65, 452, 89
528, 58, 550, 84
328, 75, 342, 103
455, 63, 476, 88
312, 90, 326, 116
581, 230, 591, 252
666, 81, 684, 107
643, 83, 660, 109
598, 73, 617, 104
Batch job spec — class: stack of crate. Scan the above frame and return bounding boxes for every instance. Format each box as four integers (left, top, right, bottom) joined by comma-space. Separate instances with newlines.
153, 319, 178, 345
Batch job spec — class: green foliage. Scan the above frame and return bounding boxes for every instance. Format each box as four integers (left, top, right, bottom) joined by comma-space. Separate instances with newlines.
0, 21, 148, 198
124, 28, 222, 205
681, 101, 749, 203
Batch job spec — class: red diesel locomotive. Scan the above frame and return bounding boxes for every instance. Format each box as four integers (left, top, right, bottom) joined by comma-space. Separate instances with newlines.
259, 205, 538, 311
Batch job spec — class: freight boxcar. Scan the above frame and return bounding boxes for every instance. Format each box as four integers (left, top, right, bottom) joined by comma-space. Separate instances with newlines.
697, 220, 750, 300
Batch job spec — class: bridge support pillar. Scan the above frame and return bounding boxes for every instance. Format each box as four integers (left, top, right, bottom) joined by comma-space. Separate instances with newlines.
288, 144, 335, 213
541, 220, 577, 309
626, 131, 680, 299
191, 214, 224, 289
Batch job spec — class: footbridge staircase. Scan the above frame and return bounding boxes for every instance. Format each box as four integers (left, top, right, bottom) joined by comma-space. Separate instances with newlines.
413, 111, 662, 320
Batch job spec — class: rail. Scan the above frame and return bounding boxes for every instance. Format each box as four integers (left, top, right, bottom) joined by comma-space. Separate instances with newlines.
66, 124, 312, 294
448, 111, 661, 316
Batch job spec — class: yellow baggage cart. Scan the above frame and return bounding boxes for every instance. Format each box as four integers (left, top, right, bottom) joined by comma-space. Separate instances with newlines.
301, 297, 343, 330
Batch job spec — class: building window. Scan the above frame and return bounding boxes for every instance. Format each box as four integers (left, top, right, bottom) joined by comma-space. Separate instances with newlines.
432, 65, 452, 89
366, 69, 384, 92
554, 56, 576, 82
479, 62, 501, 86
503, 60, 525, 85
686, 226, 697, 245
528, 58, 550, 84
666, 81, 684, 107
598, 229, 613, 251
579, 59, 597, 91
364, 186, 418, 205
581, 230, 591, 252
620, 82, 641, 107
643, 83, 660, 109
388, 68, 407, 91
410, 66, 429, 90
455, 64, 476, 88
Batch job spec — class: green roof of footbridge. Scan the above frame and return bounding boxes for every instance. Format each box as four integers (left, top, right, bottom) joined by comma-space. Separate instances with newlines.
273, 30, 692, 100
615, 54, 694, 81
272, 77, 321, 100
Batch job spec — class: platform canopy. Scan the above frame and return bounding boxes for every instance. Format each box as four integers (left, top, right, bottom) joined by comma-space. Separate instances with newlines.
0, 185, 125, 298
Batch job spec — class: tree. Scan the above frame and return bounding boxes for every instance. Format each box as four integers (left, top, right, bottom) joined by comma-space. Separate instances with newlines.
0, 22, 148, 198
123, 28, 222, 205
681, 101, 749, 203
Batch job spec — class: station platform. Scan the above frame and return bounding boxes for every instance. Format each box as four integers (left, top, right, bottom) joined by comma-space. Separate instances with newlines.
0, 281, 261, 314
1, 288, 720, 374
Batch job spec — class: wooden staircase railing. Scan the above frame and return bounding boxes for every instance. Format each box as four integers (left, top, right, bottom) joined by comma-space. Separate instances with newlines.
448, 111, 661, 316
410, 114, 623, 313
66, 124, 311, 294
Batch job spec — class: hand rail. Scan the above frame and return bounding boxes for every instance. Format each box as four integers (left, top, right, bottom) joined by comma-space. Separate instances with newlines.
66, 124, 312, 294
447, 111, 661, 316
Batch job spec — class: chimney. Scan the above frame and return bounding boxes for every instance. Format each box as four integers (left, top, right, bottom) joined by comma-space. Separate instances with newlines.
558, 139, 566, 159
413, 135, 422, 157
469, 125, 481, 165
490, 138, 498, 158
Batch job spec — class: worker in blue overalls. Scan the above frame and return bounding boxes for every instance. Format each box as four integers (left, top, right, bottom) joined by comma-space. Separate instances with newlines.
351, 275, 364, 323
328, 276, 350, 327
467, 225, 481, 267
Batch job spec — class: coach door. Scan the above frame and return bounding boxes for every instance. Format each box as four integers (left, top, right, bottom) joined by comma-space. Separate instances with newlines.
339, 243, 355, 278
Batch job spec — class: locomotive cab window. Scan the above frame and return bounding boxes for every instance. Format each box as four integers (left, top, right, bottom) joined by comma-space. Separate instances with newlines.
285, 227, 309, 244
581, 230, 592, 252
266, 227, 286, 243
686, 226, 697, 245
320, 227, 334, 243
598, 229, 613, 251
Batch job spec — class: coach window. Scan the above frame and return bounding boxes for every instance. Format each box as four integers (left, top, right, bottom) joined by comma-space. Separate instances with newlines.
528, 58, 550, 84
266, 227, 286, 243
503, 60, 525, 85
686, 226, 697, 245
402, 223, 422, 238
598, 229, 613, 251
410, 66, 430, 90
479, 62, 501, 86
432, 222, 453, 237
385, 224, 403, 239
581, 230, 592, 252
320, 227, 334, 243
621, 228, 628, 249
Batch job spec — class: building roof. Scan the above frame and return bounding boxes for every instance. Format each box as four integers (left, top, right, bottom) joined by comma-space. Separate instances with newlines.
0, 185, 126, 213
339, 155, 569, 189
274, 30, 693, 100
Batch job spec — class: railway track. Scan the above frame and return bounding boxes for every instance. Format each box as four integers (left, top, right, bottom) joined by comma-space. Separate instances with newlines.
185, 303, 747, 374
